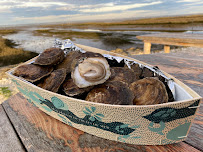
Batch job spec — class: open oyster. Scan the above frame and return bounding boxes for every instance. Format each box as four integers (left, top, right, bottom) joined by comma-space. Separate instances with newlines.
34, 48, 65, 66
129, 77, 168, 105
108, 67, 140, 85
13, 64, 53, 82
63, 78, 93, 97
71, 52, 111, 88
38, 68, 66, 93
12, 43, 173, 106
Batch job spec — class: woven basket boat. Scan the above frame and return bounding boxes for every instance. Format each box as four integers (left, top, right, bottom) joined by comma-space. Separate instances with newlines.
6, 43, 202, 145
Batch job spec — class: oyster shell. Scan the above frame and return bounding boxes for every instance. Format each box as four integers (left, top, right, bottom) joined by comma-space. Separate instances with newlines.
13, 64, 53, 82
85, 81, 134, 105
63, 78, 93, 97
34, 48, 65, 66
55, 51, 82, 74
108, 67, 140, 85
125, 63, 142, 78
71, 52, 111, 88
129, 77, 168, 105
140, 67, 154, 78
38, 68, 66, 93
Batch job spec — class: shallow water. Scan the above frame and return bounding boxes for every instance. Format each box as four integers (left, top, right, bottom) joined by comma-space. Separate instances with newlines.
3, 30, 55, 53
2, 28, 161, 53
3, 24, 203, 53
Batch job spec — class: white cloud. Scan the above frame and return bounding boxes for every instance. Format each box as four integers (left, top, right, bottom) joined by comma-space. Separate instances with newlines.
79, 1, 162, 13
0, 1, 18, 12
0, 8, 12, 13
177, 0, 202, 2
12, 9, 164, 24
18, 1, 68, 8
0, 0, 69, 9
171, 5, 203, 14
55, 2, 115, 11
176, 0, 203, 6
1, 0, 203, 26
79, 2, 115, 9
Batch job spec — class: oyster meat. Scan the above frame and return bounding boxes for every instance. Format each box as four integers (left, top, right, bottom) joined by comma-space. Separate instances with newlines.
34, 48, 65, 66
12, 45, 173, 106
71, 52, 111, 88
86, 81, 134, 105
129, 77, 168, 105
38, 68, 66, 93
13, 64, 53, 82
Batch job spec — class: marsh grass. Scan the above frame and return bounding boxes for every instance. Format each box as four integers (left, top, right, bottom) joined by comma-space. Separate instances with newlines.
0, 37, 38, 67
0, 29, 18, 35
34, 29, 133, 47
39, 14, 203, 28
34, 29, 102, 40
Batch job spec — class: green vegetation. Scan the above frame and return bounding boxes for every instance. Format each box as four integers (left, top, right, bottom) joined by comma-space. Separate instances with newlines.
34, 29, 101, 40
0, 37, 38, 67
0, 29, 18, 35
34, 29, 133, 46
0, 87, 12, 98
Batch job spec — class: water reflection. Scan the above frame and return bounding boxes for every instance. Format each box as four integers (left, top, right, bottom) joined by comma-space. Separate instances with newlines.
3, 24, 203, 55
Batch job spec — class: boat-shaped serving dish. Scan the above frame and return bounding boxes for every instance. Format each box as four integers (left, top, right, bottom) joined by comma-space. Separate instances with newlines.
6, 42, 202, 145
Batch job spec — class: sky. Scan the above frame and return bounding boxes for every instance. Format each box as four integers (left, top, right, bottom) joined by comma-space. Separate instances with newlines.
0, 0, 203, 26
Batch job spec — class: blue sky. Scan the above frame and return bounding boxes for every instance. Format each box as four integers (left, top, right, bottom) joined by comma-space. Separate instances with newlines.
0, 0, 203, 26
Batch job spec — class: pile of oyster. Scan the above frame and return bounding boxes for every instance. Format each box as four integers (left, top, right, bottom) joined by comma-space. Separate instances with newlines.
13, 48, 174, 105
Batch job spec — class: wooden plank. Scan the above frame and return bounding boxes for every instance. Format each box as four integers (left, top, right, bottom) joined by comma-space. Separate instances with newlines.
138, 33, 203, 39
140, 40, 203, 48
136, 33, 203, 48
0, 104, 25, 152
143, 41, 151, 54
137, 33, 203, 43
164, 45, 170, 53
132, 52, 203, 151
2, 93, 201, 152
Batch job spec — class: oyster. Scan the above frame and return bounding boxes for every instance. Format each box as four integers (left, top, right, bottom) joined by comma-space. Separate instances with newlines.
34, 48, 65, 66
63, 78, 93, 97
71, 52, 111, 88
38, 68, 66, 93
152, 66, 174, 102
125, 63, 142, 78
140, 67, 154, 78
13, 64, 53, 82
129, 77, 168, 105
108, 67, 140, 85
55, 51, 82, 74
86, 81, 134, 105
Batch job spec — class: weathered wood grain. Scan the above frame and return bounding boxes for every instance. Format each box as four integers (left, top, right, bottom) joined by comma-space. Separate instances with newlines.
137, 33, 203, 54
132, 52, 203, 151
2, 93, 201, 152
137, 33, 203, 46
0, 104, 25, 152
143, 41, 151, 54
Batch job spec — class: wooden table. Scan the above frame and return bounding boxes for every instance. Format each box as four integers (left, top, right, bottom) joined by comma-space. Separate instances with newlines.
136, 33, 203, 54
1, 52, 202, 152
